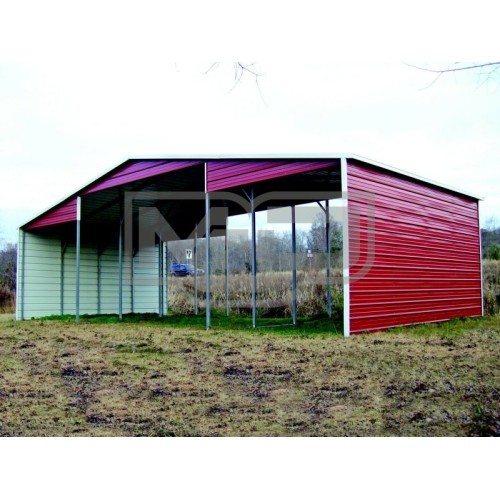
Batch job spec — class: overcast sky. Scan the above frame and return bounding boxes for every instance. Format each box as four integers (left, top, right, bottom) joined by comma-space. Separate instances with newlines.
0, 61, 498, 244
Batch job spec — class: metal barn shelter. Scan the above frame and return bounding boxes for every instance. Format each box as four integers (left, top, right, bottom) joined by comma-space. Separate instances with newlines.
17, 154, 483, 336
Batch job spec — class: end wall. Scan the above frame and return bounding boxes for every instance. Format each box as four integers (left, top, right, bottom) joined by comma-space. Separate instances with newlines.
17, 231, 161, 319
347, 160, 482, 333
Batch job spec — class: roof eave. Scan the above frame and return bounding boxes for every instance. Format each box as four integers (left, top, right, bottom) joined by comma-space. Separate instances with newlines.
20, 153, 483, 230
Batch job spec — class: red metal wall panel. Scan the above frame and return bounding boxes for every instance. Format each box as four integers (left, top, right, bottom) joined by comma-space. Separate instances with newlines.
347, 160, 482, 333
207, 160, 337, 191
25, 198, 77, 230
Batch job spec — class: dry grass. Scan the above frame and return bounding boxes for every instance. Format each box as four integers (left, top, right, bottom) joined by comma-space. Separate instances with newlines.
169, 269, 343, 317
0, 286, 15, 314
483, 259, 500, 315
0, 315, 498, 436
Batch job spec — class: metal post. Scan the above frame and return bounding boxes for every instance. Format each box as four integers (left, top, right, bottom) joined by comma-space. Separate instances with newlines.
291, 205, 297, 326
131, 251, 135, 314
251, 187, 257, 328
194, 223, 198, 315
60, 241, 66, 315
164, 241, 168, 316
225, 219, 229, 317
158, 237, 163, 317
118, 219, 123, 320
97, 250, 101, 315
341, 157, 350, 337
76, 196, 81, 323
326, 199, 332, 318
205, 191, 211, 330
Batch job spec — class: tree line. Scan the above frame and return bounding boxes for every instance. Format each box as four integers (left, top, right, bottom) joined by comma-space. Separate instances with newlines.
482, 219, 500, 260
167, 215, 343, 275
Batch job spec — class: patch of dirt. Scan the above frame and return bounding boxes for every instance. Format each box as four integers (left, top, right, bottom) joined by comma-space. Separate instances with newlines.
1, 317, 499, 436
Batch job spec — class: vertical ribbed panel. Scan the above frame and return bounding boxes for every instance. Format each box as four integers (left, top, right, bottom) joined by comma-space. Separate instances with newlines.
347, 160, 482, 333
206, 160, 337, 191
21, 232, 61, 318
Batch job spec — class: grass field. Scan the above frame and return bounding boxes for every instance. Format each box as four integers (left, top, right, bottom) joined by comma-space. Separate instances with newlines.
0, 313, 498, 436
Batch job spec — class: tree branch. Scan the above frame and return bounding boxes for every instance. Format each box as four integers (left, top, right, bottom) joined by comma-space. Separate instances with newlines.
404, 62, 500, 89
404, 62, 500, 73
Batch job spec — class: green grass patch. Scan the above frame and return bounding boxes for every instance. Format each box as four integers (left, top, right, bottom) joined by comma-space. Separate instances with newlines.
38, 310, 343, 336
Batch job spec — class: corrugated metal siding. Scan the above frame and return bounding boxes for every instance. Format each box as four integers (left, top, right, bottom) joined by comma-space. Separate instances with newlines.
22, 232, 61, 318
347, 161, 482, 333
63, 244, 99, 315
134, 245, 161, 313
20, 230, 161, 318
207, 160, 337, 191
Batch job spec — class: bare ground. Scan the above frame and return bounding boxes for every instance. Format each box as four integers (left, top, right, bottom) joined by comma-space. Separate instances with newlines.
0, 316, 499, 436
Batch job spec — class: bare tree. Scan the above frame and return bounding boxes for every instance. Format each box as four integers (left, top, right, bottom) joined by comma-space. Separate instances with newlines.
204, 62, 268, 105
404, 62, 500, 89
0, 243, 17, 291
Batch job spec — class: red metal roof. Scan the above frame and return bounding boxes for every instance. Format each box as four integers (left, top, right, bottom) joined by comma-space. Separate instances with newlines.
83, 159, 201, 194
206, 159, 337, 191
25, 197, 78, 230
24, 159, 202, 230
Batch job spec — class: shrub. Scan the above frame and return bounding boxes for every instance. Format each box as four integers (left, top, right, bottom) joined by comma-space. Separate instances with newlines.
482, 259, 500, 315
0, 285, 15, 313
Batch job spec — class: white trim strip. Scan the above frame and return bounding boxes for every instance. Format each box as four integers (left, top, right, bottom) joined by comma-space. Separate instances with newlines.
478, 203, 484, 317
341, 157, 350, 338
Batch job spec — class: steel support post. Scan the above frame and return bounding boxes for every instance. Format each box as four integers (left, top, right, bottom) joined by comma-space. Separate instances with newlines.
225, 219, 229, 317
97, 250, 101, 315
251, 188, 257, 328
194, 223, 198, 315
158, 237, 163, 317
164, 241, 168, 316
60, 241, 66, 315
205, 191, 211, 330
118, 218, 123, 320
75, 196, 81, 323
291, 205, 297, 326
326, 199, 332, 318
131, 252, 135, 314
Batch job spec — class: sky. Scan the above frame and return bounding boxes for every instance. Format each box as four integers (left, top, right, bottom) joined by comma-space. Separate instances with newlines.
0, 1, 498, 493
1, 60, 498, 245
